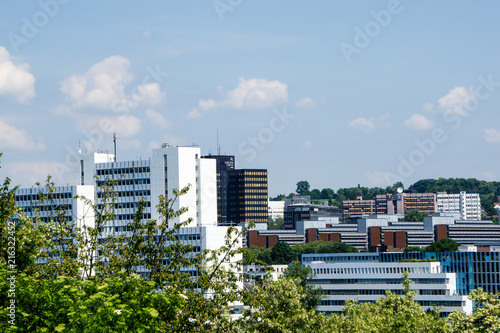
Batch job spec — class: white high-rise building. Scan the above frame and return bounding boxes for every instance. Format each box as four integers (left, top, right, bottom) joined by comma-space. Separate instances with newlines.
436, 191, 481, 220
68, 144, 217, 229
15, 145, 238, 278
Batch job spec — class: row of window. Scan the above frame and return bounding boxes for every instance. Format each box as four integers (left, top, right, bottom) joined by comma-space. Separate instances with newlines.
312, 266, 437, 275
115, 202, 151, 209
312, 278, 449, 285
98, 179, 151, 186
97, 190, 151, 198
323, 289, 446, 296
96, 167, 151, 175
21, 205, 72, 212
16, 193, 73, 201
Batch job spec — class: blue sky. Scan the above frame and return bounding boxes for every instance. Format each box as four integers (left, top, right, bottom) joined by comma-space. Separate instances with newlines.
1, 1, 500, 196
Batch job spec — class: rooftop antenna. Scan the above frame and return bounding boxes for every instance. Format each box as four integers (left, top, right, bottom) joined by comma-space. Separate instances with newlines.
217, 129, 221, 155
113, 132, 117, 162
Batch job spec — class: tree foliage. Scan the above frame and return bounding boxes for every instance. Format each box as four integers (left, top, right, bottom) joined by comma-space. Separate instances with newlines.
425, 238, 460, 253
404, 209, 428, 222
270, 242, 297, 264
283, 263, 322, 310
268, 217, 284, 230
296, 181, 310, 196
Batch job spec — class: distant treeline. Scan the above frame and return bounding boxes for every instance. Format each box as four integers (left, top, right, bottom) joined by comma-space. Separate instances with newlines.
271, 178, 500, 216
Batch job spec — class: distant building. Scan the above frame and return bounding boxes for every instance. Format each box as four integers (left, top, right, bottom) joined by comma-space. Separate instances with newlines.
342, 196, 375, 219
268, 200, 284, 220
375, 192, 436, 215
284, 200, 342, 230
436, 191, 481, 220
228, 169, 268, 225
305, 256, 472, 316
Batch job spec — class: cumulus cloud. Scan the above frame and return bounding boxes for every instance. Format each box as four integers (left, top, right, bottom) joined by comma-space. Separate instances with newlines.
146, 109, 170, 129
295, 97, 315, 109
348, 117, 376, 133
403, 113, 435, 130
60, 55, 164, 111
82, 115, 142, 138
0, 119, 44, 150
438, 86, 476, 116
140, 30, 153, 40
366, 171, 398, 187
0, 46, 35, 103
484, 128, 500, 143
188, 77, 288, 119
422, 102, 434, 113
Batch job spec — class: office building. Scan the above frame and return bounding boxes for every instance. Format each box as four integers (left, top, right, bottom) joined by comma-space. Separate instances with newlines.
201, 154, 235, 225
227, 169, 268, 225
342, 196, 375, 219
284, 196, 342, 230
268, 200, 285, 220
436, 191, 482, 220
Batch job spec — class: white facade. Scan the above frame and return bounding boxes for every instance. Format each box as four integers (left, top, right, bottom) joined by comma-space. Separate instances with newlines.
15, 146, 232, 279
69, 145, 217, 229
15, 185, 95, 265
437, 191, 481, 220
306, 261, 472, 315
268, 200, 285, 219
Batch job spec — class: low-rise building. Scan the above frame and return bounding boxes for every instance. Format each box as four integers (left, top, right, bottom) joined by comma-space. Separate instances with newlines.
306, 260, 472, 316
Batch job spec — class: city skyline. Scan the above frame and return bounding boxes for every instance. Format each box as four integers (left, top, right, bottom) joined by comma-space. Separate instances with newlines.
1, 1, 500, 196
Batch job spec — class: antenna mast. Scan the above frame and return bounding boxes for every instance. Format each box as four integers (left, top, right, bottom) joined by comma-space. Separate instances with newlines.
113, 132, 117, 162
217, 129, 221, 155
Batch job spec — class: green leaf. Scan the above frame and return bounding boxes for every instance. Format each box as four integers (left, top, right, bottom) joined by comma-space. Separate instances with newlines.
54, 324, 66, 332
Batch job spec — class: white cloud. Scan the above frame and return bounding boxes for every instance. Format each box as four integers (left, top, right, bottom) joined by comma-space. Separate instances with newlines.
140, 30, 153, 40
348, 117, 376, 133
484, 128, 500, 143
147, 134, 184, 151
146, 109, 170, 129
0, 119, 44, 150
119, 139, 141, 151
83, 115, 142, 138
295, 97, 315, 109
60, 55, 164, 111
6, 162, 58, 186
422, 102, 434, 113
302, 140, 312, 149
366, 171, 398, 187
438, 86, 476, 116
188, 77, 288, 119
480, 171, 496, 181
0, 46, 35, 103
403, 113, 435, 130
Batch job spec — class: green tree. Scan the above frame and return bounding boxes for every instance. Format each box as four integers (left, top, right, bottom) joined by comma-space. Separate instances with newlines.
321, 188, 335, 200
404, 246, 425, 253
329, 271, 451, 332
426, 238, 460, 252
296, 181, 310, 196
240, 277, 327, 332
268, 217, 284, 230
283, 263, 322, 310
448, 288, 500, 332
0, 267, 185, 332
404, 209, 428, 222
271, 241, 297, 264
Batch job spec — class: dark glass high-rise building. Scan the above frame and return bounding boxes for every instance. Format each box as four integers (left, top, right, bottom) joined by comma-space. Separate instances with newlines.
201, 154, 235, 225
228, 169, 268, 225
